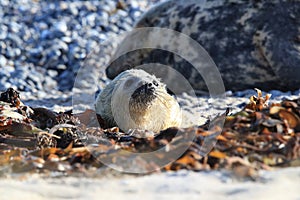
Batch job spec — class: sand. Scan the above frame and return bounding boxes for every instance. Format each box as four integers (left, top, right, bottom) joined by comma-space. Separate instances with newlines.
0, 167, 299, 200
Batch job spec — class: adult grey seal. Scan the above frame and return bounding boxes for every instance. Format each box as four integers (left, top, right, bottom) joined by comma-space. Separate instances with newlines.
106, 0, 300, 91
95, 69, 181, 132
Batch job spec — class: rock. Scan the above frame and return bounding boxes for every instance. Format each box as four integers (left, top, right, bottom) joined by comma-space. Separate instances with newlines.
106, 0, 300, 91
0, 55, 7, 67
53, 21, 68, 33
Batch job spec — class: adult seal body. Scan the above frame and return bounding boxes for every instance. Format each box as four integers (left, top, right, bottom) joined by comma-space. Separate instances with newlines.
95, 69, 181, 132
106, 0, 300, 91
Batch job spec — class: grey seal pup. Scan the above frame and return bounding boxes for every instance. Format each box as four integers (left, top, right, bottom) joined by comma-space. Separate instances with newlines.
95, 69, 181, 132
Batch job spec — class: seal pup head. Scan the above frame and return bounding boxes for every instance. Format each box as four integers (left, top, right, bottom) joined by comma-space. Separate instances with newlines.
95, 69, 182, 132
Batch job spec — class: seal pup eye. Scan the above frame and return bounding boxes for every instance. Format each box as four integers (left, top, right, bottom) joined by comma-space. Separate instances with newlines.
152, 80, 159, 87
166, 88, 176, 97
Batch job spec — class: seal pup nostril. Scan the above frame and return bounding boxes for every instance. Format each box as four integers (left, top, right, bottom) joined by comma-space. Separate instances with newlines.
146, 82, 155, 92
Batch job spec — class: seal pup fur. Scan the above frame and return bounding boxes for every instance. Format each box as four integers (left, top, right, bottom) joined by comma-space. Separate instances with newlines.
95, 69, 181, 132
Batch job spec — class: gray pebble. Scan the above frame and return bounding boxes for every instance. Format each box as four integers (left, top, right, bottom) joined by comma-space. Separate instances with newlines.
47, 70, 58, 78
0, 0, 160, 97
0, 55, 7, 67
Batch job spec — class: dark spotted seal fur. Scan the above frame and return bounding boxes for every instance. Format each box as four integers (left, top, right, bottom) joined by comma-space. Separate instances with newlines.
106, 0, 300, 91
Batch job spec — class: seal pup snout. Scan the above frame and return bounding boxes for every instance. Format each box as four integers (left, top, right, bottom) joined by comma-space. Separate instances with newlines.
130, 80, 160, 104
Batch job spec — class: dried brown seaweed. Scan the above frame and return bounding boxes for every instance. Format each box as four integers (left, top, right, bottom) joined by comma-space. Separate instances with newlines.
0, 88, 299, 178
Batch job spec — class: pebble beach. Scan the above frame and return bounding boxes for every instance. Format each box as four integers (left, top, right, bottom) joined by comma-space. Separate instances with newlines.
0, 0, 158, 98
0, 0, 300, 199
